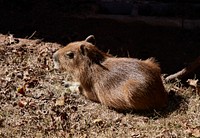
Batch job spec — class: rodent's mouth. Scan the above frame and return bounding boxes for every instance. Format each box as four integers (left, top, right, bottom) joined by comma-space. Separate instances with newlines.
53, 68, 62, 74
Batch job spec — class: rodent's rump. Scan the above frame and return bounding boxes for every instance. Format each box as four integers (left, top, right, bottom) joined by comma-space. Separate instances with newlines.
53, 35, 168, 110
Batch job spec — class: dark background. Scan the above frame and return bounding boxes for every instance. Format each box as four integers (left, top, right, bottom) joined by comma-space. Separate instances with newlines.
0, 0, 199, 77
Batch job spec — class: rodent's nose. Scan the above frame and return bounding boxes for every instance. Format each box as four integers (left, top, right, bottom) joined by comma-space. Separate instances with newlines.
53, 52, 60, 70
54, 62, 60, 70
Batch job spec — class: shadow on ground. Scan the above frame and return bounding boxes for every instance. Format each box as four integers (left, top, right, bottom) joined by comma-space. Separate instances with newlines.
114, 92, 188, 119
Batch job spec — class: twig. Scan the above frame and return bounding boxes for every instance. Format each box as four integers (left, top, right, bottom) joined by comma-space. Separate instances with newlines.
165, 56, 200, 82
28, 31, 37, 39
170, 86, 185, 93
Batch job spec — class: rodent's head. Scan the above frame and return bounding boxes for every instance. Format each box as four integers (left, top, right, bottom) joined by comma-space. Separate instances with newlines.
53, 35, 110, 76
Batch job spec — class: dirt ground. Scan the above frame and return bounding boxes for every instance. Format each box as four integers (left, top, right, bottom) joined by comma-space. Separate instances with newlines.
0, 1, 200, 137
0, 33, 200, 138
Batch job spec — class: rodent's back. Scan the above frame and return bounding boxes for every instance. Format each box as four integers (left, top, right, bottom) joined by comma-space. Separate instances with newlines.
91, 57, 167, 110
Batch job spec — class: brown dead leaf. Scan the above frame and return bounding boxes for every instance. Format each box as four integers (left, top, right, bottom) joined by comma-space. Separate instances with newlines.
23, 70, 30, 80
55, 96, 65, 106
192, 128, 200, 138
29, 102, 37, 110
187, 79, 199, 87
187, 79, 200, 95
17, 84, 26, 95
5, 34, 19, 45
131, 131, 140, 137
18, 100, 27, 107
27, 79, 39, 88
8, 34, 15, 45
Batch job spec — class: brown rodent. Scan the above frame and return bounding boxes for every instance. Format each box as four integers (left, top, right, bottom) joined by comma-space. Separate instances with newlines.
53, 35, 168, 111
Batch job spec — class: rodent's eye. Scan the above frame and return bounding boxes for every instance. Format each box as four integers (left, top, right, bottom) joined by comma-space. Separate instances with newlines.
65, 51, 74, 59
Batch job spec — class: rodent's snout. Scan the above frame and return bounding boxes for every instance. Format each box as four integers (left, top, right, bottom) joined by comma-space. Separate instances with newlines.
53, 52, 60, 70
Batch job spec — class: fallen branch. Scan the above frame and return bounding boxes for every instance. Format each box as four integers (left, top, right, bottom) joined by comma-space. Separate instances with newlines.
165, 56, 200, 82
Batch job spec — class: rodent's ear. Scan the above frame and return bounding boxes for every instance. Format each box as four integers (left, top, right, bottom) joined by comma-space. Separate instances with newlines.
80, 44, 105, 64
85, 35, 96, 45
80, 44, 87, 56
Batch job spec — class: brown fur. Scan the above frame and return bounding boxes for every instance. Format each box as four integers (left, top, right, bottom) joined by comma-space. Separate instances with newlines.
53, 35, 168, 110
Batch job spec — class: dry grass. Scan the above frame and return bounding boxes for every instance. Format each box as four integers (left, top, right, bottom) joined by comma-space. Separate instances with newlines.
0, 34, 199, 138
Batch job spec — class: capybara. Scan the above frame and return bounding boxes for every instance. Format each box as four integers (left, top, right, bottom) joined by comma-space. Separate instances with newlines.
53, 35, 168, 110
